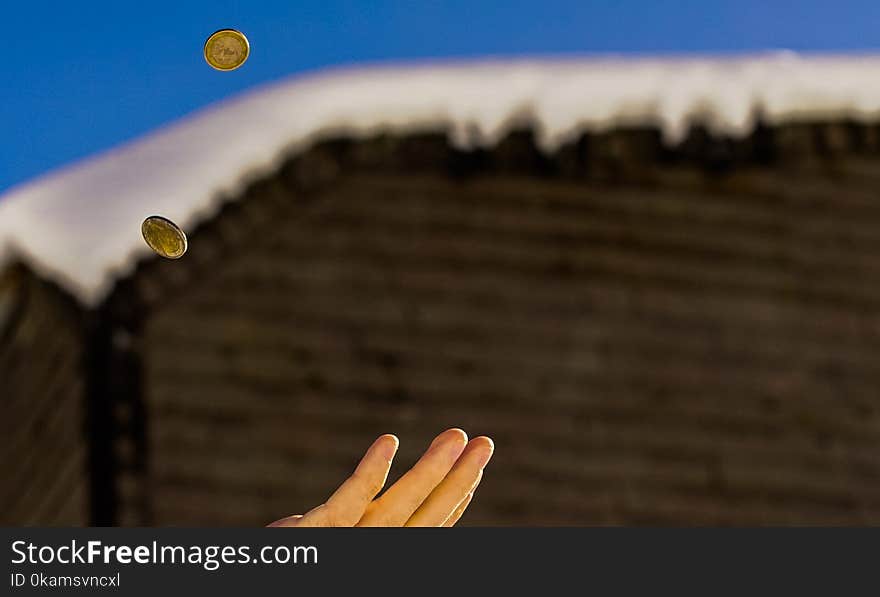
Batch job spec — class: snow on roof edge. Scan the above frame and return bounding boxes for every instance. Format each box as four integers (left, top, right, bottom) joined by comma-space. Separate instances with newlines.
4, 51, 880, 307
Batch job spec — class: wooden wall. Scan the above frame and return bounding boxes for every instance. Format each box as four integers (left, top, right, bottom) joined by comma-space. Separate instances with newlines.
130, 129, 880, 525
0, 266, 88, 525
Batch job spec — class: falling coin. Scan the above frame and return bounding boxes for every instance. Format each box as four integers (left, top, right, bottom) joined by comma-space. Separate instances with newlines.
141, 216, 188, 259
203, 29, 249, 71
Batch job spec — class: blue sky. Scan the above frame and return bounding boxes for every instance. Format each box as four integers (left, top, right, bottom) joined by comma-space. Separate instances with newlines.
2, 1, 879, 192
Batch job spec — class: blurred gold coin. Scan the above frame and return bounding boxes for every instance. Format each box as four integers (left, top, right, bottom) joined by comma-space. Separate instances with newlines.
142, 216, 188, 259
204, 29, 249, 71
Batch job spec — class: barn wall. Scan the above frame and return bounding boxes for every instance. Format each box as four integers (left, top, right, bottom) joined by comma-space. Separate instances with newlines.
0, 266, 89, 525
137, 149, 880, 525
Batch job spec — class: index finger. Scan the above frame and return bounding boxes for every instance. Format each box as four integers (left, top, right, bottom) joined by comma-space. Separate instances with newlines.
296, 434, 399, 527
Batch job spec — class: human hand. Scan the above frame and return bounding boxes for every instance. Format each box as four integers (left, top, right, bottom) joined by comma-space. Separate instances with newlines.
268, 429, 494, 527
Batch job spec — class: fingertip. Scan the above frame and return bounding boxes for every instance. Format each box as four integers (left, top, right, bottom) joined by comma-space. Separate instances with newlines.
448, 428, 468, 446
472, 435, 494, 449
374, 434, 399, 460
377, 433, 400, 446
447, 427, 468, 438
469, 436, 495, 467
433, 427, 468, 447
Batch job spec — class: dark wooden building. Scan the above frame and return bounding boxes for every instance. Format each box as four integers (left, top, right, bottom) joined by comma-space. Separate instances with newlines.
0, 265, 88, 525
2, 57, 880, 526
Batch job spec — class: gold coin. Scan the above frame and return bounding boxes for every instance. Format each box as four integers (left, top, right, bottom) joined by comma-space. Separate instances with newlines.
142, 216, 188, 259
204, 29, 249, 71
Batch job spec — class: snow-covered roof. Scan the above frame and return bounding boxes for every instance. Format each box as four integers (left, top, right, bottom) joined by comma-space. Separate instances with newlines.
3, 52, 880, 307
